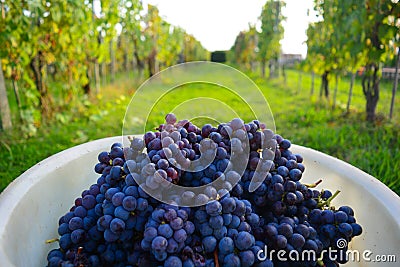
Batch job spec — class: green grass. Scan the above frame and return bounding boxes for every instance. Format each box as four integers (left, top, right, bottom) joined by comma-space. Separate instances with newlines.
0, 67, 399, 195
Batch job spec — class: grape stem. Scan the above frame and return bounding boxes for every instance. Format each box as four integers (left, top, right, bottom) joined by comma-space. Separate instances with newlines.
305, 179, 322, 188
318, 190, 341, 208
45, 238, 59, 244
214, 249, 219, 267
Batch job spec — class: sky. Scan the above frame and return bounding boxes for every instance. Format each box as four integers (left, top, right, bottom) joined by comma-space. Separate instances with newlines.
141, 0, 318, 58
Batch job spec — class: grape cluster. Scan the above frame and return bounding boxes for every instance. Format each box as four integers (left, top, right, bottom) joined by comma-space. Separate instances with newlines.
46, 114, 362, 266
141, 204, 194, 262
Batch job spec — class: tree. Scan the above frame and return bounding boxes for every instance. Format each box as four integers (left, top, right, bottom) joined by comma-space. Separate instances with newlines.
339, 0, 366, 113
183, 34, 209, 62
157, 24, 184, 68
230, 25, 258, 70
119, 0, 147, 76
307, 0, 398, 120
258, 0, 285, 78
144, 4, 162, 77
0, 0, 209, 132
362, 0, 399, 121
306, 22, 331, 99
0, 1, 39, 127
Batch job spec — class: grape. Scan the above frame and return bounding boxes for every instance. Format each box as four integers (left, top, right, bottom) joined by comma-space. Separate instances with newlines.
206, 200, 222, 216
209, 215, 224, 229
122, 196, 137, 211
165, 113, 177, 125
112, 192, 125, 206
334, 211, 348, 223
46, 115, 363, 267
110, 218, 125, 234
338, 223, 353, 238
321, 189, 333, 199
110, 146, 124, 159
105, 188, 119, 200
71, 229, 85, 244
230, 118, 244, 130
172, 229, 187, 243
165, 255, 182, 267
199, 222, 213, 236
59, 234, 72, 250
202, 236, 217, 253
289, 233, 305, 249
144, 132, 156, 145
170, 217, 183, 230
98, 151, 110, 164
152, 236, 168, 251
58, 223, 70, 235
339, 205, 354, 216
277, 166, 289, 177
214, 226, 228, 240
223, 253, 241, 267
136, 198, 148, 211
277, 223, 293, 238
229, 215, 241, 229
239, 250, 255, 267
152, 208, 166, 222
285, 192, 297, 205
74, 206, 87, 218
166, 238, 179, 254
233, 199, 246, 216
235, 231, 255, 250
82, 195, 96, 210
321, 210, 335, 224
219, 236, 234, 255
275, 234, 287, 249
104, 228, 119, 242
69, 217, 83, 231
294, 224, 310, 238
158, 224, 174, 239
321, 224, 336, 239
114, 206, 130, 220
289, 168, 302, 181
351, 223, 363, 236
221, 197, 236, 213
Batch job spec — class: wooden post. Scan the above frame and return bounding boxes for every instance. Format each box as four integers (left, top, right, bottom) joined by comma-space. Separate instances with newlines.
110, 40, 115, 83
346, 72, 356, 113
94, 62, 100, 94
389, 48, 400, 120
332, 74, 339, 109
310, 71, 315, 95
0, 60, 12, 130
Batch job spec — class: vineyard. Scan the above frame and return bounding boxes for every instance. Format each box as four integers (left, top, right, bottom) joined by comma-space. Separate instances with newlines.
0, 0, 208, 134
0, 0, 399, 195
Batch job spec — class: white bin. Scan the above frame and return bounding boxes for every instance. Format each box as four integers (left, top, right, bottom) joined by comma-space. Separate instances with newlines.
0, 136, 399, 266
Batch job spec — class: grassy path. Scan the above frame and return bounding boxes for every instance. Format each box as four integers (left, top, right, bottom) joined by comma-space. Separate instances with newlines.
0, 68, 398, 195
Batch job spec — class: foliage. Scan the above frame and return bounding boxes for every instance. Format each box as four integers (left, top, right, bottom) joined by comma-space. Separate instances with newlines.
0, 0, 208, 133
183, 34, 209, 62
229, 1, 285, 75
258, 0, 285, 77
210, 51, 227, 63
1, 69, 398, 195
230, 25, 258, 70
306, 0, 399, 121
305, 21, 330, 75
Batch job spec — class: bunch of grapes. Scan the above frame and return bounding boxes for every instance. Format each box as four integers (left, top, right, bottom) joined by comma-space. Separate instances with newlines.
46, 114, 362, 267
